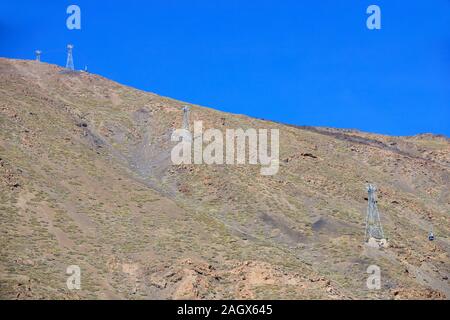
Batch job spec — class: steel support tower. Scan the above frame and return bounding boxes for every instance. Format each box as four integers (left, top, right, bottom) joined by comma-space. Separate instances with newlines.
365, 184, 385, 241
182, 106, 190, 131
66, 44, 75, 71
35, 50, 41, 62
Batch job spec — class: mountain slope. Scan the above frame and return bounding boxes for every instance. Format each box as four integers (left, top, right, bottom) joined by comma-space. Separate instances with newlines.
0, 58, 449, 299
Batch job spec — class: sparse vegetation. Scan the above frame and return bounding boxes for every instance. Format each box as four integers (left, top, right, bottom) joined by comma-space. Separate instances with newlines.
0, 58, 448, 300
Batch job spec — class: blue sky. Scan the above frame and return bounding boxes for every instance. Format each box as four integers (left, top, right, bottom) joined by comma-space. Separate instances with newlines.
1, 1, 449, 136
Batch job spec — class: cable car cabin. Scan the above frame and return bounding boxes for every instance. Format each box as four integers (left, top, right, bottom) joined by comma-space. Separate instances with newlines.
428, 232, 435, 241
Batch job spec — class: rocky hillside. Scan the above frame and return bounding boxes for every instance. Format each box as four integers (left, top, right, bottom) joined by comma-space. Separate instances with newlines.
0, 58, 449, 299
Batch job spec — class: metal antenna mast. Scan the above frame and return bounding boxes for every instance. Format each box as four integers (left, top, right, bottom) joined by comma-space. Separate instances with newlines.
182, 106, 190, 131
365, 184, 385, 242
66, 44, 75, 71
35, 50, 42, 62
